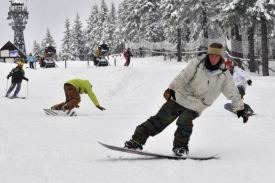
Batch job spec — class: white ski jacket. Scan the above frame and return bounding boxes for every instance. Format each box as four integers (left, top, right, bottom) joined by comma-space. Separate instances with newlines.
169, 57, 244, 116
231, 66, 251, 90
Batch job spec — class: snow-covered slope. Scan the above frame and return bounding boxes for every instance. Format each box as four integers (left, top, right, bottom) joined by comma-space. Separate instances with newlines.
1, 56, 275, 183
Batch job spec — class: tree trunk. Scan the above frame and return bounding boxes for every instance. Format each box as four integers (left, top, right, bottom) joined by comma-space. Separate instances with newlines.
248, 26, 256, 72
233, 24, 243, 68
261, 20, 269, 76
201, 2, 208, 39
177, 28, 182, 62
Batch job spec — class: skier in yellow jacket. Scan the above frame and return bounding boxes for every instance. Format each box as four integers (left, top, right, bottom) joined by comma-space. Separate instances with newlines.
51, 79, 105, 111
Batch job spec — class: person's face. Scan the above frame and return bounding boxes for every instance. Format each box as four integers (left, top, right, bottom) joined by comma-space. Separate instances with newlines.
209, 54, 221, 65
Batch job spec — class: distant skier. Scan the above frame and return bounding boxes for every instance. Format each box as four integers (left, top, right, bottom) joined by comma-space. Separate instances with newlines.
123, 48, 133, 66
224, 60, 254, 115
51, 79, 105, 111
27, 53, 35, 69
124, 42, 248, 156
6, 61, 29, 98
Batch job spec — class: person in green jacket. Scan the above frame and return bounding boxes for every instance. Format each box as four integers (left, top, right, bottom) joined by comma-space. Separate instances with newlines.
51, 79, 105, 111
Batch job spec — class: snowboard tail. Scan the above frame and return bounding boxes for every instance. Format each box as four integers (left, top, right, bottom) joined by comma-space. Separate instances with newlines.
99, 142, 219, 160
43, 109, 77, 116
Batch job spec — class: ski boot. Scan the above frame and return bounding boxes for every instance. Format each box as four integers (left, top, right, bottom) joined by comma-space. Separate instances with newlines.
124, 139, 143, 150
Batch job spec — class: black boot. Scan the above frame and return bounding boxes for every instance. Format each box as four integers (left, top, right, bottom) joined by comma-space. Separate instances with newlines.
172, 145, 189, 156
124, 139, 143, 150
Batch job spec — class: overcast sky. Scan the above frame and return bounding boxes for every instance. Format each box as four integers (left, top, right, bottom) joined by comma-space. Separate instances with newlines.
0, 0, 123, 54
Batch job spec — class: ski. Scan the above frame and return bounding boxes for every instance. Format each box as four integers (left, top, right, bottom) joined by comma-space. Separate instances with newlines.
3, 96, 25, 99
10, 97, 26, 99
43, 109, 77, 117
99, 142, 219, 160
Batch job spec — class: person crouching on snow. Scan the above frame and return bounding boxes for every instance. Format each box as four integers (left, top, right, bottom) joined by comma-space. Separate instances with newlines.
51, 79, 105, 111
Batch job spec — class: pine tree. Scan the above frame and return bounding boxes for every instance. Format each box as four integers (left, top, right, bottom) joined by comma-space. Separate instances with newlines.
252, 0, 275, 76
42, 28, 56, 47
138, 0, 164, 42
71, 13, 85, 60
60, 17, 73, 60
102, 2, 117, 50
122, 0, 140, 42
99, 0, 109, 39
114, 3, 125, 53
85, 4, 100, 54
32, 40, 41, 55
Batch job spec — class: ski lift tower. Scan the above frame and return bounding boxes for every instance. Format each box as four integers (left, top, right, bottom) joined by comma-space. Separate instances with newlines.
7, 0, 29, 54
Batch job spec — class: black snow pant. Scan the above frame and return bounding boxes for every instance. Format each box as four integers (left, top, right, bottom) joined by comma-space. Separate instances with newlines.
29, 62, 34, 69
132, 100, 198, 147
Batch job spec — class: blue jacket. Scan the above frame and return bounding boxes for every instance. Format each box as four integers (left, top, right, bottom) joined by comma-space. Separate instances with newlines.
27, 55, 35, 62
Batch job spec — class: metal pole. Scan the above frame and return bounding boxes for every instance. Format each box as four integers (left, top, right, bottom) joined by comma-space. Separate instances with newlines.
27, 81, 28, 97
6, 79, 8, 91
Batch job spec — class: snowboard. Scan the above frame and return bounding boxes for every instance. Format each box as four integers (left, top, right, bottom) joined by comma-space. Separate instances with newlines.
98, 142, 219, 160
43, 109, 77, 116
224, 103, 256, 116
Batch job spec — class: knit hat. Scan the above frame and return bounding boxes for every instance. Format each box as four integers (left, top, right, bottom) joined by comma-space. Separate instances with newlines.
207, 43, 224, 58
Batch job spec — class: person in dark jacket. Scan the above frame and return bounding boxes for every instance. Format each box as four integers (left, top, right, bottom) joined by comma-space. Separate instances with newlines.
123, 48, 133, 66
6, 61, 29, 98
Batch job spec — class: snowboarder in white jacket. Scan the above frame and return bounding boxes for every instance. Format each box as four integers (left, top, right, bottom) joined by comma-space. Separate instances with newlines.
224, 60, 254, 115
124, 42, 249, 156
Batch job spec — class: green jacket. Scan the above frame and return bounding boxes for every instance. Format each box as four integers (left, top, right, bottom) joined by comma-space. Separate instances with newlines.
66, 79, 99, 106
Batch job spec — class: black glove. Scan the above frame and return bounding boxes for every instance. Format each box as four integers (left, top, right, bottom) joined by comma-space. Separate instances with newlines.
163, 88, 176, 101
26, 78, 29, 82
247, 80, 252, 86
7, 76, 9, 79
97, 105, 105, 111
76, 105, 80, 108
237, 109, 249, 123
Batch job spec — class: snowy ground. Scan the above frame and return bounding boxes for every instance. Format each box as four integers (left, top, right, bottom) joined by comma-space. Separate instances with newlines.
1, 56, 275, 183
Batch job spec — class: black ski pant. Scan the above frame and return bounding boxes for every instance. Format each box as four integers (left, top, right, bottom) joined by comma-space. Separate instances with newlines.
29, 62, 34, 69
126, 57, 131, 66
7, 82, 22, 96
132, 100, 198, 147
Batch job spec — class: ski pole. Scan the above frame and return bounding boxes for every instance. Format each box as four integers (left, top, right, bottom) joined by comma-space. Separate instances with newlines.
6, 79, 8, 91
27, 81, 28, 97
